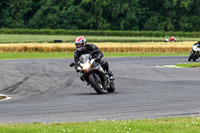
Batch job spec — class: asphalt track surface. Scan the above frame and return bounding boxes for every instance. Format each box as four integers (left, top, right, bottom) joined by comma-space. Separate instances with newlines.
0, 56, 200, 124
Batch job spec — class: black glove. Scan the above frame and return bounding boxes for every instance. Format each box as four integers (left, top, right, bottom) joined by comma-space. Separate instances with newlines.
75, 64, 80, 72
75, 63, 79, 68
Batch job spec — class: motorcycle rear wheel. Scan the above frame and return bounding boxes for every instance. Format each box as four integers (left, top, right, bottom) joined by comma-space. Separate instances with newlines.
88, 73, 105, 94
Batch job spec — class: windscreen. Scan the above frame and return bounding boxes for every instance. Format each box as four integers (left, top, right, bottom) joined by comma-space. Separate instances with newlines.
79, 54, 90, 63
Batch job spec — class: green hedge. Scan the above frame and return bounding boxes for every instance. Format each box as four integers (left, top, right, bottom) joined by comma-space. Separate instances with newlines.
1, 29, 200, 37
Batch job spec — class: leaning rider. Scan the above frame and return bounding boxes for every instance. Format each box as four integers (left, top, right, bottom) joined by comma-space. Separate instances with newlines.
169, 36, 177, 42
73, 36, 113, 76
193, 41, 200, 48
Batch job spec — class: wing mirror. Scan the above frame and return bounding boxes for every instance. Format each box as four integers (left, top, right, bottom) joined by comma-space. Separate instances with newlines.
69, 62, 75, 67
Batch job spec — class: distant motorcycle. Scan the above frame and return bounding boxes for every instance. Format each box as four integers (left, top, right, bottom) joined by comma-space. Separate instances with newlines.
188, 44, 200, 62
70, 54, 115, 94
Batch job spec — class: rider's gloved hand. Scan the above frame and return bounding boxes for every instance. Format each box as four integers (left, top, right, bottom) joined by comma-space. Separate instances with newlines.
75, 64, 78, 68
75, 64, 80, 72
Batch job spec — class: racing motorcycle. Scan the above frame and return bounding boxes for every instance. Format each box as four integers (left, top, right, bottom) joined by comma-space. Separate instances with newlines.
188, 44, 200, 61
69, 54, 115, 94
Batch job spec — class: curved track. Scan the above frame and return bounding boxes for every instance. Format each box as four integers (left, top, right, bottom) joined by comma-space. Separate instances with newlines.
0, 56, 200, 123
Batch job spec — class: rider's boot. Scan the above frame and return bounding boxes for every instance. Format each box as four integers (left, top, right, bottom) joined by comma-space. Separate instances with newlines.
80, 76, 85, 81
107, 70, 113, 76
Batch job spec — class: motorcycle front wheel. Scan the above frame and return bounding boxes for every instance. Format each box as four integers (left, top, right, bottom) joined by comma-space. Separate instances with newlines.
193, 53, 198, 61
88, 73, 105, 94
188, 52, 194, 62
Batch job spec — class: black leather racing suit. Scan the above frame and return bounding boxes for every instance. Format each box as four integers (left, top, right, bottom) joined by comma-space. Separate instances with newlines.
74, 44, 110, 72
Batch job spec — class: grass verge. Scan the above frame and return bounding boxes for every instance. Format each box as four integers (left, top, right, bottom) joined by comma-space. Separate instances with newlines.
0, 96, 6, 100
176, 62, 200, 68
0, 117, 200, 133
0, 52, 189, 60
0, 34, 199, 43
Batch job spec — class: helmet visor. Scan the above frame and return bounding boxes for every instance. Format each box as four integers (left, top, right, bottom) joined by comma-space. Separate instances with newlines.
76, 43, 83, 48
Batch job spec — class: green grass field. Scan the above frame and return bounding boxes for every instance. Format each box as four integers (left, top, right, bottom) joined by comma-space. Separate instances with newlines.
0, 34, 199, 43
0, 52, 189, 60
0, 117, 200, 133
176, 62, 200, 68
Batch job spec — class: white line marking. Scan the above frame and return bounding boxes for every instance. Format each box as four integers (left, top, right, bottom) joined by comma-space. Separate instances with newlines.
0, 94, 11, 101
156, 65, 182, 68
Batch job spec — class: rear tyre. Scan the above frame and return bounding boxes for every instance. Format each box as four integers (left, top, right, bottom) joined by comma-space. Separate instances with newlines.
88, 73, 105, 94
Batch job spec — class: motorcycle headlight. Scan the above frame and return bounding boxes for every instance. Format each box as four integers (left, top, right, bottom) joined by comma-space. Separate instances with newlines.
193, 46, 198, 51
81, 63, 91, 70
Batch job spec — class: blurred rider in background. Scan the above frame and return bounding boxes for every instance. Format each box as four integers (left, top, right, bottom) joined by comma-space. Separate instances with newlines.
165, 36, 177, 42
73, 36, 113, 76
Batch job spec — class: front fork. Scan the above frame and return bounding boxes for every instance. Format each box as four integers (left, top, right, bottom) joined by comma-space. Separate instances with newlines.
95, 67, 112, 89
197, 51, 200, 58
92, 66, 111, 89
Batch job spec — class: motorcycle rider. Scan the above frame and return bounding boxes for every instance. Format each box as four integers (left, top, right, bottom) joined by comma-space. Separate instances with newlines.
73, 36, 113, 76
165, 36, 176, 42
188, 41, 200, 61
193, 41, 200, 48
169, 36, 176, 42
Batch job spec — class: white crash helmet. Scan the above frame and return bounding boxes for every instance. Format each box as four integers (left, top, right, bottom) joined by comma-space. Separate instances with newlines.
75, 36, 86, 52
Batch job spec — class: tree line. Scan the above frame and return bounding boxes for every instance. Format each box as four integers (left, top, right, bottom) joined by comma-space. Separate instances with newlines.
0, 0, 200, 31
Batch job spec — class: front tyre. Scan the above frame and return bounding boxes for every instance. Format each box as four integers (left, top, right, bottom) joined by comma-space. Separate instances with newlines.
193, 53, 198, 62
88, 73, 105, 94
188, 52, 194, 62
